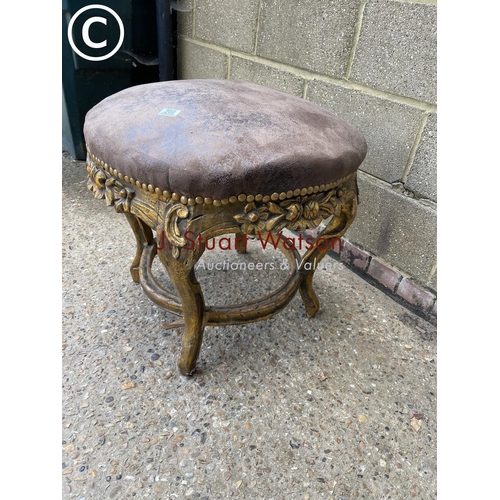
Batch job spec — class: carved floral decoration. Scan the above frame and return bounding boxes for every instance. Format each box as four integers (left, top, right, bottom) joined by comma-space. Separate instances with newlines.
87, 161, 135, 213
234, 186, 353, 235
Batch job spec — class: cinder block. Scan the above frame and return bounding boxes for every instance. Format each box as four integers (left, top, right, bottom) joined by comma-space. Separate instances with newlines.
177, 39, 228, 80
345, 173, 437, 284
257, 0, 360, 78
230, 57, 304, 96
350, 0, 437, 103
427, 264, 437, 293
306, 80, 424, 183
175, 0, 193, 37
396, 278, 436, 312
195, 0, 260, 52
406, 113, 437, 201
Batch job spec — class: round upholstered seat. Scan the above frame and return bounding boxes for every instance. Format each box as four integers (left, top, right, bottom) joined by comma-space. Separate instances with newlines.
83, 78, 367, 376
84, 79, 366, 204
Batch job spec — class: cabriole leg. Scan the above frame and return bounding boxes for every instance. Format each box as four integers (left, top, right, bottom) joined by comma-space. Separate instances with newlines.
157, 246, 206, 376
125, 213, 154, 283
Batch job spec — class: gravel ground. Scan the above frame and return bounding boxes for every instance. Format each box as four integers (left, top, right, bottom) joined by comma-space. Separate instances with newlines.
62, 152, 437, 499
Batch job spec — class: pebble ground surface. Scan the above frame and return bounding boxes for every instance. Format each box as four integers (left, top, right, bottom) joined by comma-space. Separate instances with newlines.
62, 152, 437, 499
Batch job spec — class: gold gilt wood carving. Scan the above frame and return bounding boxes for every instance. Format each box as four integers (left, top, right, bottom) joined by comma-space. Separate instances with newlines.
86, 160, 135, 213
86, 155, 358, 375
234, 186, 355, 234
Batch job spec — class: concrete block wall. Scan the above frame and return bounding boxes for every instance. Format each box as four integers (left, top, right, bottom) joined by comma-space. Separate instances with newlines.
175, 0, 437, 314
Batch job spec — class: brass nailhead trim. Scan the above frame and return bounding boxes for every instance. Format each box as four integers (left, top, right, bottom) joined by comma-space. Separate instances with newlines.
86, 149, 356, 207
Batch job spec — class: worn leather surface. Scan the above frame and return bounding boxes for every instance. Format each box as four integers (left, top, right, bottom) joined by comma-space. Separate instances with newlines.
84, 79, 367, 199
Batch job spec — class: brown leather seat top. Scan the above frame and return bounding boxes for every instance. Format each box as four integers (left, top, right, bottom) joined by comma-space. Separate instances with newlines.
84, 79, 367, 200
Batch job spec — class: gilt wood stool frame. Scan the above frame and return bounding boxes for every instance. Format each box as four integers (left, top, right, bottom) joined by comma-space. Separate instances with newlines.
87, 152, 358, 375
87, 154, 358, 375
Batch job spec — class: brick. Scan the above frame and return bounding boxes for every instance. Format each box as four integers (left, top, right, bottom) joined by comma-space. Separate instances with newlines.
396, 278, 435, 312
431, 300, 437, 318
350, 0, 437, 103
195, 0, 260, 52
406, 113, 437, 201
345, 173, 437, 284
307, 80, 424, 182
257, 0, 359, 78
177, 39, 228, 80
230, 57, 304, 96
340, 240, 370, 271
367, 258, 401, 292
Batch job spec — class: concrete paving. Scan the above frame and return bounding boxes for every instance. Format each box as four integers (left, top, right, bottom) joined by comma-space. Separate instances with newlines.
62, 152, 437, 499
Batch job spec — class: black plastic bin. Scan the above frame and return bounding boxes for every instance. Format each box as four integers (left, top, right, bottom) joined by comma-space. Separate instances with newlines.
62, 0, 164, 159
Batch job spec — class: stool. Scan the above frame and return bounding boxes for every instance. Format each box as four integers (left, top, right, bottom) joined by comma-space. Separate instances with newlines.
84, 79, 367, 375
